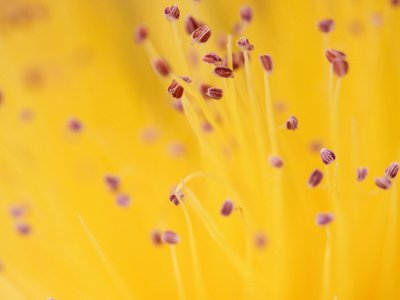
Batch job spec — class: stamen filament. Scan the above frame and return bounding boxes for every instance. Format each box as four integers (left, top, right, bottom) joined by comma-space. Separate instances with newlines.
170, 246, 187, 300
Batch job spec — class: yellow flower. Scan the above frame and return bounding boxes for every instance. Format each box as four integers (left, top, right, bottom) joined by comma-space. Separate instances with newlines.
0, 0, 399, 299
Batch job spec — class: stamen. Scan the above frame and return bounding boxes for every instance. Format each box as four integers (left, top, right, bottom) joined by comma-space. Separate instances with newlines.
391, 0, 399, 7
164, 5, 180, 22
220, 199, 234, 216
318, 19, 335, 33
180, 76, 192, 84
9, 204, 27, 218
236, 38, 254, 51
320, 148, 336, 165
15, 223, 31, 236
168, 80, 184, 99
191, 25, 211, 44
259, 54, 273, 74
286, 115, 298, 130
169, 189, 184, 206
308, 169, 323, 187
269, 155, 284, 168
206, 87, 223, 100
254, 232, 267, 249
202, 53, 224, 65
152, 58, 171, 77
68, 117, 83, 132
172, 99, 184, 112
185, 15, 202, 34
385, 162, 399, 179
163, 230, 180, 244
104, 175, 120, 192
240, 5, 253, 23
115, 194, 131, 207
333, 59, 349, 77
213, 66, 234, 78
201, 121, 213, 133
151, 230, 163, 246
325, 49, 346, 63
375, 177, 392, 190
199, 83, 212, 99
134, 25, 148, 44
230, 51, 245, 70
316, 213, 334, 226
357, 167, 368, 182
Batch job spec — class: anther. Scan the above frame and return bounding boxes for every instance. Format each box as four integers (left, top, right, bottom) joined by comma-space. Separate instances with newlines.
391, 0, 399, 7
260, 54, 273, 74
254, 232, 268, 249
236, 38, 254, 51
286, 115, 298, 130
325, 49, 346, 63
206, 87, 223, 100
191, 25, 212, 43
308, 169, 323, 187
163, 230, 179, 244
320, 148, 336, 165
269, 155, 284, 168
213, 66, 234, 78
199, 84, 212, 99
201, 122, 213, 133
152, 58, 171, 77
116, 194, 131, 207
185, 16, 202, 34
151, 230, 163, 246
172, 99, 184, 112
15, 223, 31, 236
231, 51, 245, 70
68, 117, 83, 132
202, 53, 224, 65
220, 199, 234, 216
164, 5, 180, 21
240, 5, 253, 23
375, 177, 392, 190
104, 175, 120, 192
316, 213, 334, 226
168, 80, 184, 99
134, 25, 148, 44
180, 76, 192, 84
385, 162, 399, 179
333, 59, 349, 77
169, 189, 184, 206
9, 204, 27, 218
357, 167, 368, 182
318, 19, 335, 33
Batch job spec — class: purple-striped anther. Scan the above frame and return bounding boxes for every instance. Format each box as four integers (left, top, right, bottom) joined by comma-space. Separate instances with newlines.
357, 167, 368, 182
325, 49, 346, 63
169, 189, 184, 206
260, 54, 273, 74
152, 58, 170, 77
333, 59, 349, 77
151, 230, 163, 246
68, 117, 82, 132
163, 230, 179, 245
15, 223, 31, 236
240, 5, 253, 23
206, 87, 223, 100
220, 199, 234, 216
286, 115, 298, 130
116, 194, 131, 207
254, 232, 267, 249
164, 5, 180, 21
236, 38, 254, 51
375, 177, 392, 190
202, 53, 224, 65
318, 19, 335, 33
191, 25, 212, 43
168, 80, 184, 99
269, 155, 284, 168
320, 148, 336, 165
213, 66, 234, 78
316, 213, 334, 226
385, 162, 399, 179
308, 169, 323, 187
104, 175, 120, 192
134, 25, 148, 44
